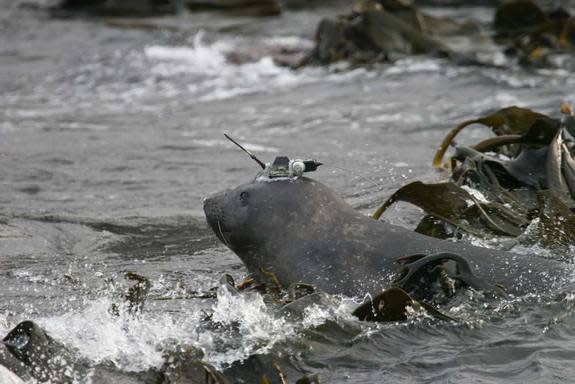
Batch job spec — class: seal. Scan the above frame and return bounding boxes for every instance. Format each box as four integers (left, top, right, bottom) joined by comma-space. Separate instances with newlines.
203, 176, 572, 298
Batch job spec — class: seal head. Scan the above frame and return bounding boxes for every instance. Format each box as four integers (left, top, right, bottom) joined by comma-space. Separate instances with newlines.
204, 177, 354, 280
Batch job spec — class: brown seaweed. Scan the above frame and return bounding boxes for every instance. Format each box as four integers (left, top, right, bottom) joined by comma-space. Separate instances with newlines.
351, 286, 456, 322
536, 190, 575, 247
379, 104, 575, 246
372, 181, 527, 237
432, 106, 557, 168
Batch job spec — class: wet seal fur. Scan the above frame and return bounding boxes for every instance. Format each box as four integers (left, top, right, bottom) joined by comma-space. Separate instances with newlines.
204, 176, 573, 298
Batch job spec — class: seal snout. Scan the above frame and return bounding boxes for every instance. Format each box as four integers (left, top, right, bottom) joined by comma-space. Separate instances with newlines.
203, 194, 223, 225
203, 191, 231, 243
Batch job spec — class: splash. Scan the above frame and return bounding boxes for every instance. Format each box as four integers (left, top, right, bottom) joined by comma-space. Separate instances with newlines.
39, 298, 198, 372
203, 286, 297, 368
143, 32, 312, 102
29, 285, 342, 374
144, 32, 230, 76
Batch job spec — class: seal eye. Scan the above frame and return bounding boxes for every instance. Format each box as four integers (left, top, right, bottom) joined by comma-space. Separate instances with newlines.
240, 191, 249, 203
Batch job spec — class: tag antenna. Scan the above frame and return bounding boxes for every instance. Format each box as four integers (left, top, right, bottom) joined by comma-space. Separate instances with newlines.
224, 133, 266, 170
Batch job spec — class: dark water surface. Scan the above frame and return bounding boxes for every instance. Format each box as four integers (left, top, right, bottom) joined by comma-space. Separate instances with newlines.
2, 1, 575, 382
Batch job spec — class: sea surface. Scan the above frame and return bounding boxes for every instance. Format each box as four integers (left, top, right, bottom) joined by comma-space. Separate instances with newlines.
2, 1, 575, 382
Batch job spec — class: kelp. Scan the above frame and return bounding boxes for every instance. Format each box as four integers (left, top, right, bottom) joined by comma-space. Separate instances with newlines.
351, 286, 456, 322
393, 252, 506, 299
536, 190, 575, 247
545, 121, 575, 203
372, 181, 528, 237
378, 104, 575, 247
109, 272, 152, 317
453, 145, 549, 191
432, 106, 558, 168
352, 287, 414, 322
124, 272, 151, 314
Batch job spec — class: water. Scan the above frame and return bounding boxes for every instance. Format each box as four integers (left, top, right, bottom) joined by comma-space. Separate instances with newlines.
2, 1, 575, 382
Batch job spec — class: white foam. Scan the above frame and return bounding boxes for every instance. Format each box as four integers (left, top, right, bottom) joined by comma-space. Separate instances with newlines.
26, 32, 377, 111
139, 32, 380, 104
144, 32, 231, 77
142, 32, 316, 103
34, 285, 334, 373
40, 298, 193, 372
385, 58, 442, 74
263, 36, 314, 50
204, 287, 296, 368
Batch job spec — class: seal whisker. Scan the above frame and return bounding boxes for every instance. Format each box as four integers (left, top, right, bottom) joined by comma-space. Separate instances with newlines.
217, 221, 231, 248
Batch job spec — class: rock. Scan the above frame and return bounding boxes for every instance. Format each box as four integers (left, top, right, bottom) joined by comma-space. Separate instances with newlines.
352, 9, 445, 54
307, 18, 349, 64
301, 5, 449, 66
493, 0, 575, 68
279, 0, 339, 8
3, 321, 84, 383
494, 0, 548, 37
55, 0, 179, 16
378, 0, 427, 33
54, 0, 281, 17
413, 0, 500, 5
186, 0, 282, 16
